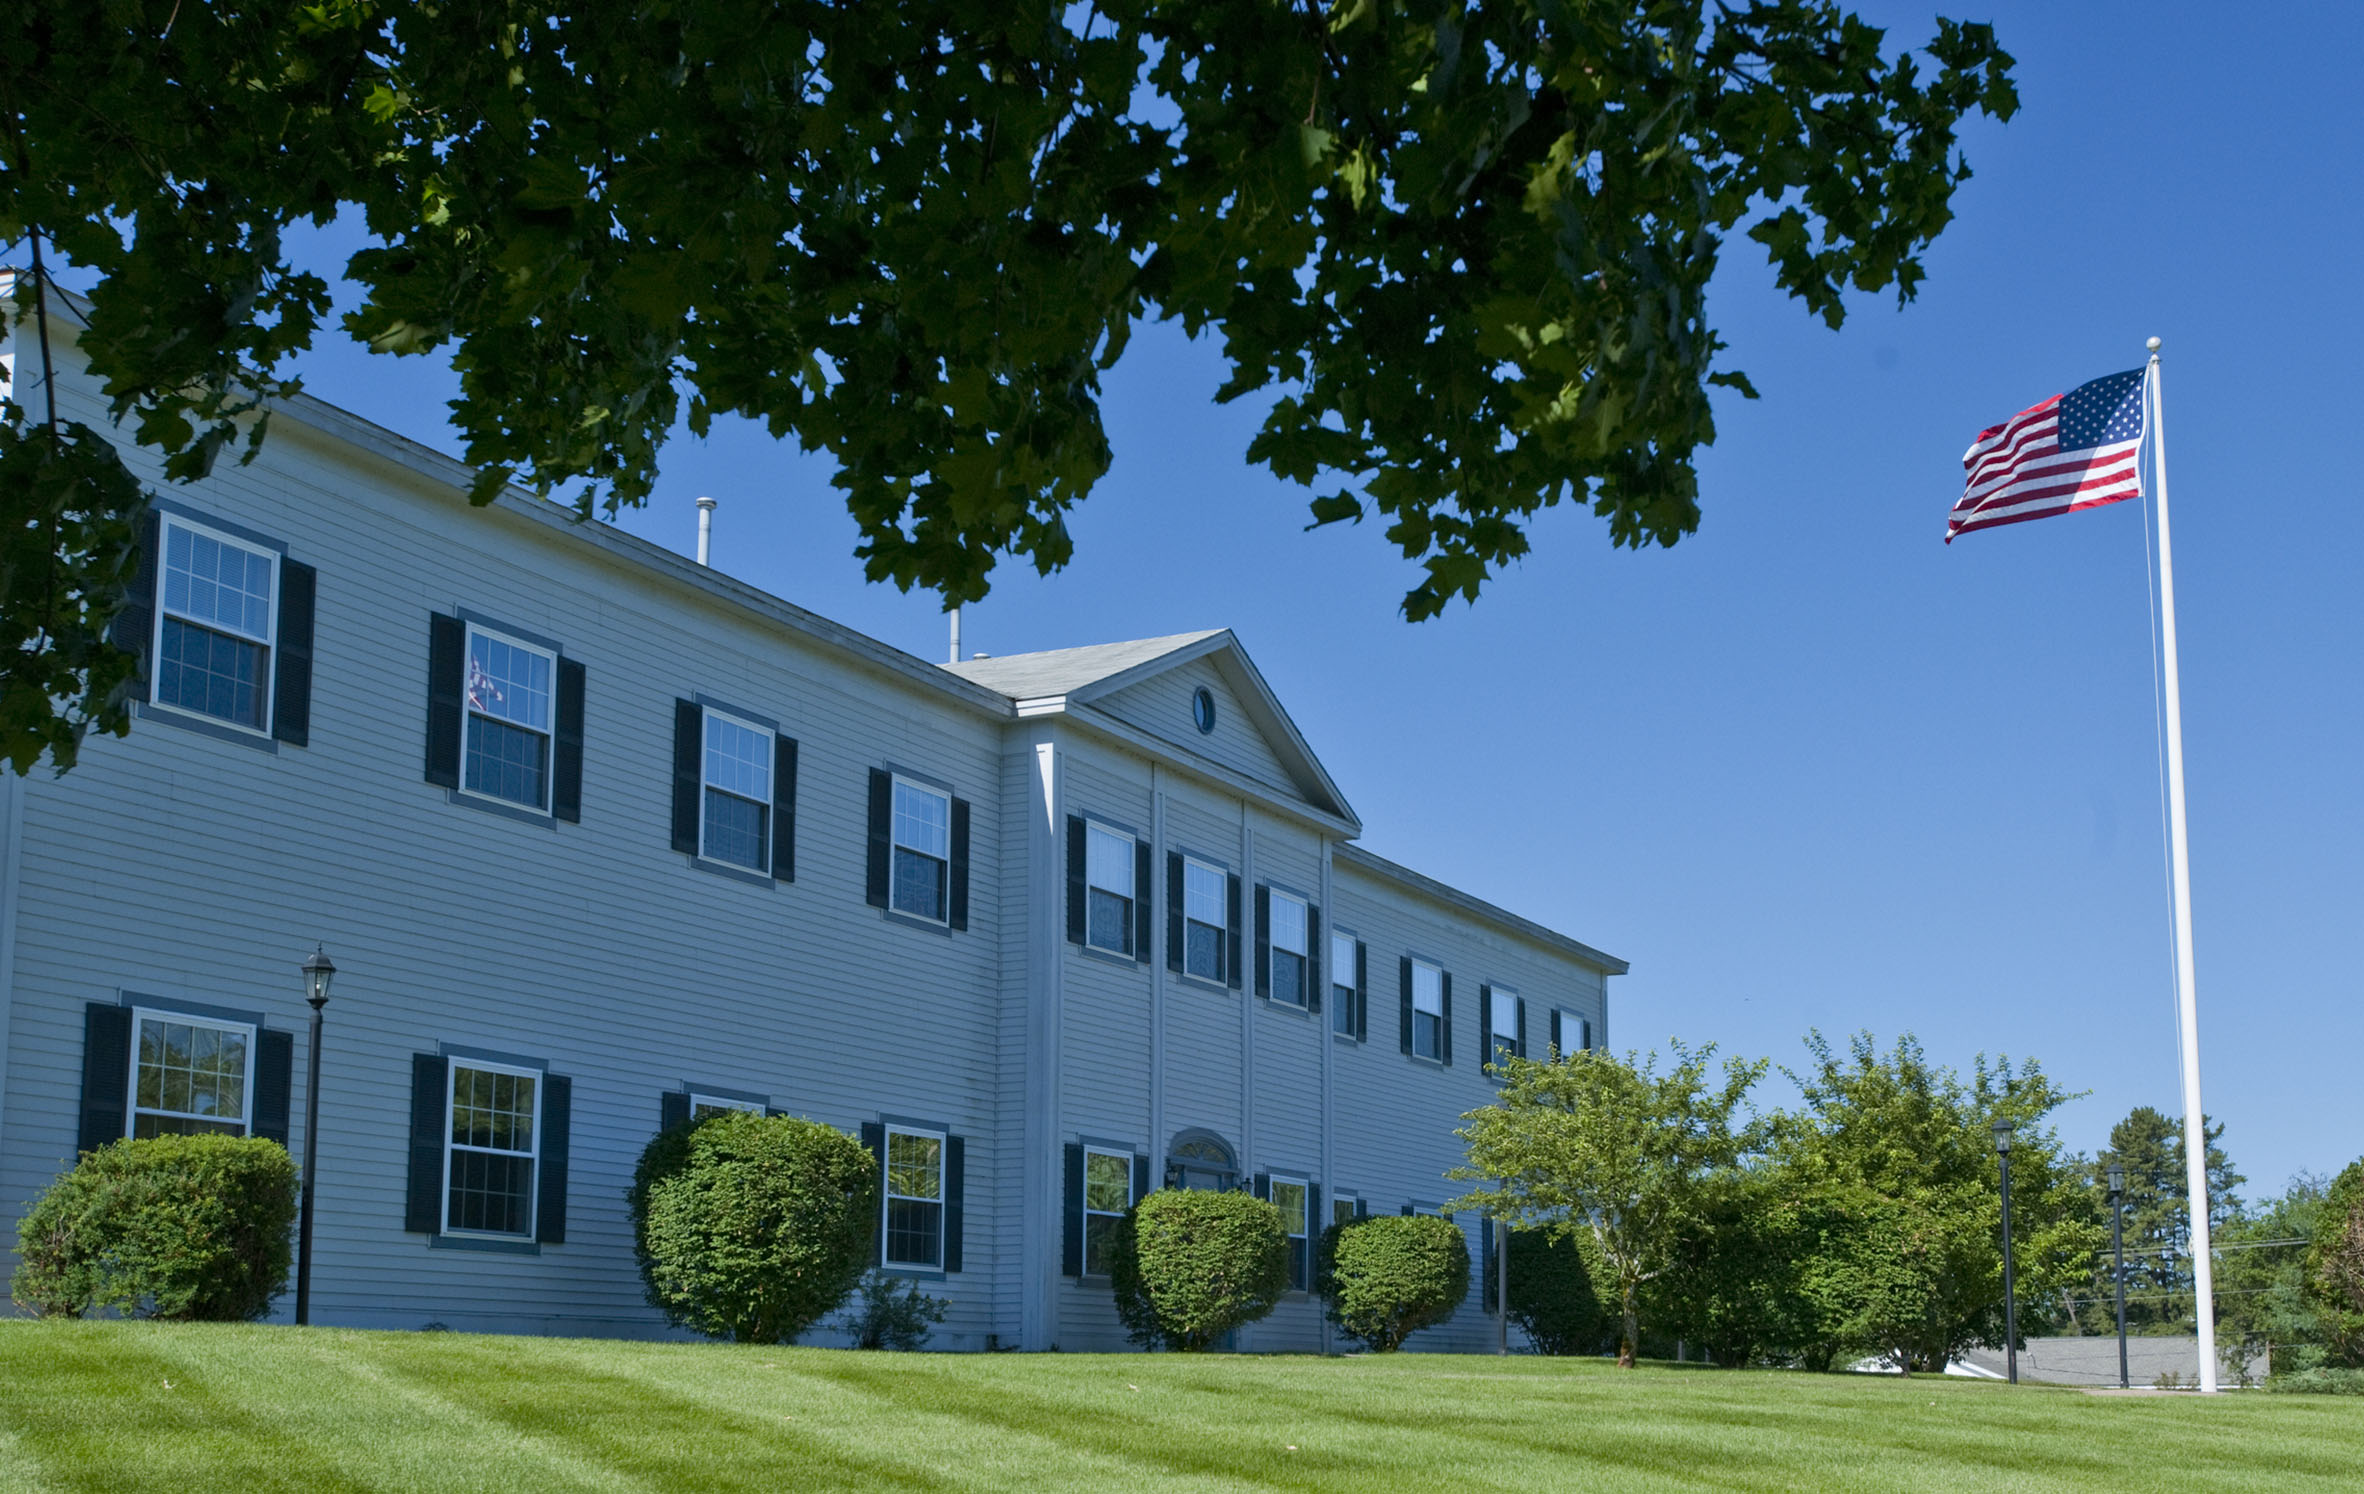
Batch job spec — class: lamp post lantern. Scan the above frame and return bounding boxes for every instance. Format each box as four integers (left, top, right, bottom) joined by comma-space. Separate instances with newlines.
1993, 1117, 2018, 1385
2107, 1162, 2129, 1390
295, 945, 336, 1327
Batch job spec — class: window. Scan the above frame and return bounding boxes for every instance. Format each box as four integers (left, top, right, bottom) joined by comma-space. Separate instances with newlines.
1411, 960, 1444, 1060
153, 516, 276, 731
1086, 824, 1136, 954
690, 1094, 763, 1121
1558, 1009, 1592, 1057
701, 710, 773, 870
1268, 891, 1308, 1006
1183, 858, 1227, 982
445, 1062, 539, 1237
463, 624, 556, 811
1271, 1176, 1309, 1289
1082, 1147, 1133, 1276
130, 1011, 253, 1138
884, 1126, 945, 1267
1331, 930, 1358, 1035
1333, 1195, 1359, 1229
890, 779, 952, 921
1491, 985, 1522, 1067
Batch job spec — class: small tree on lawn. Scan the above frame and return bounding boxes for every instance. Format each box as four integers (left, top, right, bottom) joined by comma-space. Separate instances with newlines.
1319, 1215, 1469, 1352
1109, 1189, 1289, 1351
1451, 1041, 1765, 1368
2309, 1159, 2364, 1368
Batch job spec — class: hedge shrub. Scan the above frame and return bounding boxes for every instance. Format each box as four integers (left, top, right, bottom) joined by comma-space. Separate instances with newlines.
633, 1111, 877, 1343
1320, 1214, 1469, 1352
12, 1134, 297, 1321
1109, 1189, 1289, 1351
1506, 1227, 1614, 1356
2310, 1159, 2364, 1368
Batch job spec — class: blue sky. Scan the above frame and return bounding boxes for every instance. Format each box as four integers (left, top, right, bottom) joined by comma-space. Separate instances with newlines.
73, 3, 2356, 1194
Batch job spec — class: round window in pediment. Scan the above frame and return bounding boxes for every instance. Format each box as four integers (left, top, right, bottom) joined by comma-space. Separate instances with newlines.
1192, 685, 1217, 735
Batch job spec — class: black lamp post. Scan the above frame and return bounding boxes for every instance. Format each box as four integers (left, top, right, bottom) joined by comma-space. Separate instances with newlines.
295, 946, 335, 1327
2108, 1162, 2129, 1389
1993, 1117, 2018, 1385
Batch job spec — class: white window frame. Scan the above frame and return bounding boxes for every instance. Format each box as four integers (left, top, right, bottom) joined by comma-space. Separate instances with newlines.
881, 1123, 947, 1269
1083, 822, 1137, 956
1267, 888, 1309, 1007
1270, 1174, 1310, 1288
689, 1093, 764, 1122
698, 707, 775, 871
889, 776, 953, 924
125, 1008, 256, 1140
150, 513, 278, 735
1558, 1008, 1592, 1057
442, 1058, 542, 1240
1181, 855, 1228, 985
1411, 959, 1444, 1061
1490, 984, 1522, 1067
459, 622, 559, 813
1081, 1144, 1134, 1277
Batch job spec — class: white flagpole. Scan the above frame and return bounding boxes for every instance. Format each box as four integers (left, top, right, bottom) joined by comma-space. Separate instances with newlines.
2146, 335, 2218, 1393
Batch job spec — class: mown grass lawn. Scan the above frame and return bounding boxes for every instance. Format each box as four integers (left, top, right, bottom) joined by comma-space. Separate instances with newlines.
2, 1321, 2358, 1493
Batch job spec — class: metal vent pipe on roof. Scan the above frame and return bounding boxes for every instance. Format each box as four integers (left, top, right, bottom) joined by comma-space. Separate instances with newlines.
949, 605, 962, 664
695, 495, 715, 566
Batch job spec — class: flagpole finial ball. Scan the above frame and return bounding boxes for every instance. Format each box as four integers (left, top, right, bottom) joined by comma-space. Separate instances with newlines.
2147, 336, 2162, 353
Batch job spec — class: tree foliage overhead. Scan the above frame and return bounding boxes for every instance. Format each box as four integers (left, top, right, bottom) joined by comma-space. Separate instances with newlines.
1, 0, 2014, 771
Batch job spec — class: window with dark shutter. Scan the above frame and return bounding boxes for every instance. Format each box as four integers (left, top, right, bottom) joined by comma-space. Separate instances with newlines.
771, 736, 799, 881
1440, 972, 1454, 1066
1225, 874, 1243, 989
671, 700, 703, 854
1399, 956, 1414, 1055
1066, 816, 1088, 946
949, 797, 970, 930
1479, 982, 1494, 1064
1165, 852, 1184, 973
1253, 884, 1270, 998
861, 1122, 887, 1264
944, 1136, 966, 1273
1355, 941, 1369, 1041
77, 1003, 133, 1154
660, 1091, 690, 1131
536, 1075, 572, 1244
1062, 1143, 1085, 1277
1307, 907, 1322, 1014
552, 659, 585, 822
252, 1029, 294, 1147
864, 771, 892, 907
424, 614, 464, 788
405, 1053, 448, 1234
1133, 840, 1154, 963
271, 559, 316, 746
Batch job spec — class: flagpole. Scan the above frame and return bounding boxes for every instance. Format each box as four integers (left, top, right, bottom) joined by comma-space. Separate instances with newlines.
2146, 335, 2218, 1393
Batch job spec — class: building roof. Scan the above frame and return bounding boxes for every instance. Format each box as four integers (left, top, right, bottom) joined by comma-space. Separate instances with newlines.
1333, 843, 1629, 975
943, 631, 1224, 699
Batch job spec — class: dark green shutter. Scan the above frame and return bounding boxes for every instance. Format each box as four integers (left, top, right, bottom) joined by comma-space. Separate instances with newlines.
1479, 983, 1493, 1065
671, 700, 703, 854
77, 1003, 132, 1153
271, 559, 316, 746
1398, 956, 1413, 1054
424, 614, 463, 788
110, 509, 160, 695
1062, 1143, 1084, 1276
862, 1123, 887, 1265
536, 1075, 571, 1244
1307, 907, 1322, 1013
1355, 941, 1369, 1041
1165, 853, 1183, 973
660, 1090, 689, 1131
864, 771, 891, 907
405, 1053, 447, 1234
1356, 1199, 1370, 1219
252, 1028, 293, 1147
1440, 972, 1454, 1066
1253, 884, 1270, 998
1134, 840, 1153, 962
944, 1135, 965, 1273
1549, 1009, 1562, 1057
1133, 1154, 1152, 1203
1066, 816, 1087, 945
1225, 874, 1243, 989
1253, 1172, 1269, 1200
552, 659, 585, 822
949, 797, 970, 930
772, 736, 798, 881
1515, 998, 1528, 1059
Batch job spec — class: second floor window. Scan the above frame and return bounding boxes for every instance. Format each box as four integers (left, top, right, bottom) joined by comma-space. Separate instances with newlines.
1491, 985, 1523, 1067
1331, 929, 1359, 1036
464, 625, 555, 810
884, 1126, 945, 1268
155, 516, 277, 731
1411, 960, 1444, 1061
132, 1011, 252, 1138
891, 780, 952, 921
1183, 859, 1227, 982
1557, 1008, 1592, 1057
701, 711, 773, 870
1086, 825, 1135, 953
1268, 891, 1309, 1006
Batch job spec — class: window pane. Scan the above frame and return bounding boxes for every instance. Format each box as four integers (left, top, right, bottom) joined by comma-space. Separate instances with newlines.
1087, 887, 1132, 952
162, 524, 272, 642
887, 1131, 942, 1201
1084, 1152, 1132, 1214
466, 631, 552, 732
447, 1149, 534, 1235
1334, 1198, 1357, 1228
1272, 949, 1306, 1007
451, 1066, 537, 1154
891, 847, 946, 920
1331, 933, 1355, 983
465, 714, 549, 808
702, 787, 768, 869
1270, 896, 1307, 956
1334, 991, 1357, 1036
1086, 827, 1133, 897
1272, 1181, 1307, 1238
1184, 862, 1224, 926
1083, 1212, 1120, 1276
885, 1198, 942, 1267
156, 617, 267, 728
690, 1098, 760, 1120
1185, 921, 1222, 981
703, 714, 771, 801
1415, 1010, 1441, 1060
134, 1017, 249, 1129
1412, 964, 1443, 1016
1492, 989, 1519, 1038
892, 782, 950, 858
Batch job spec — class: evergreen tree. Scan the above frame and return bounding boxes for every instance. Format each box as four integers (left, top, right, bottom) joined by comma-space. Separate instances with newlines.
2079, 1107, 2243, 1333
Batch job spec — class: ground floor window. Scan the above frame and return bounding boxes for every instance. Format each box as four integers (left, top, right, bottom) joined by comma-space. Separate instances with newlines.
446, 1062, 539, 1237
1083, 1147, 1133, 1276
885, 1126, 945, 1267
131, 1011, 252, 1138
690, 1094, 763, 1122
1270, 1176, 1310, 1289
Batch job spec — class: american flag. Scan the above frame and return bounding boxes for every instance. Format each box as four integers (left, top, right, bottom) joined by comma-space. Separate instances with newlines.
1947, 367, 2148, 542
465, 654, 504, 712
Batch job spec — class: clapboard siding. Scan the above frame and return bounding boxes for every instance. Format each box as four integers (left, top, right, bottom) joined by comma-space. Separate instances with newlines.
1097, 660, 1297, 797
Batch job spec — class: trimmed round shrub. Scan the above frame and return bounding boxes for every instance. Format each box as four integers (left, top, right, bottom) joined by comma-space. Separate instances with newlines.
2309, 1159, 2364, 1368
1109, 1189, 1290, 1351
634, 1111, 877, 1343
1320, 1214, 1469, 1352
1506, 1227, 1614, 1356
627, 1114, 706, 1308
11, 1134, 297, 1321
